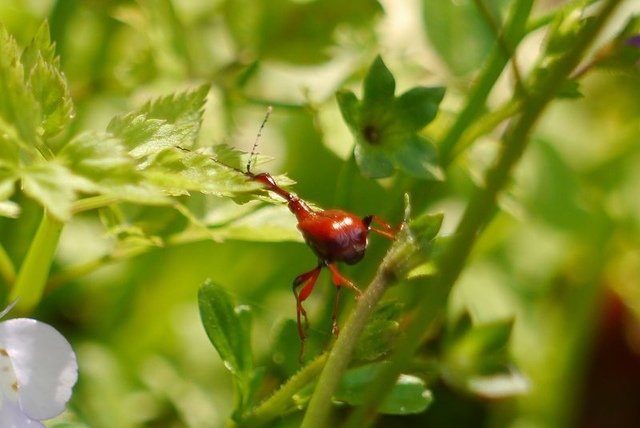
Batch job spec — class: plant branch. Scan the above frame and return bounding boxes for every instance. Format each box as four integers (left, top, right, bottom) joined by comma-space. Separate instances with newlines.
239, 353, 328, 426
439, 0, 533, 165
343, 0, 623, 426
9, 211, 63, 314
0, 243, 16, 287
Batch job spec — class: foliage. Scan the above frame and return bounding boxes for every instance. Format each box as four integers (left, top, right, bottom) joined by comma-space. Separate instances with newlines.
0, 1, 639, 427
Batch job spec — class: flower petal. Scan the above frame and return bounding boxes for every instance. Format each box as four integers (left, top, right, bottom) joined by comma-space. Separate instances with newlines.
0, 397, 45, 428
0, 319, 78, 420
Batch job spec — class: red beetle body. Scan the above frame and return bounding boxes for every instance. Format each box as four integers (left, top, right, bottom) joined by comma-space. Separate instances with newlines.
298, 209, 368, 265
249, 172, 396, 356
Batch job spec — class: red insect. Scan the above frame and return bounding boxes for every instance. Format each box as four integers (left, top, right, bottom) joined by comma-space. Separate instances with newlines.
241, 108, 398, 355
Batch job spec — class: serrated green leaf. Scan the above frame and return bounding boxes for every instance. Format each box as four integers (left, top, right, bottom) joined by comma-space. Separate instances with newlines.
107, 114, 183, 158
108, 86, 210, 158
139, 84, 209, 147
363, 55, 396, 107
0, 24, 40, 145
143, 147, 253, 197
21, 21, 73, 139
20, 21, 58, 72
20, 162, 80, 221
354, 144, 394, 178
335, 362, 432, 415
394, 86, 446, 131
26, 54, 73, 138
198, 280, 253, 377
58, 132, 168, 204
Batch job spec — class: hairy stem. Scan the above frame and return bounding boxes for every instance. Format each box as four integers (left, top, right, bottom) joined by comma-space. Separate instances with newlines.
239, 353, 328, 426
343, 0, 623, 426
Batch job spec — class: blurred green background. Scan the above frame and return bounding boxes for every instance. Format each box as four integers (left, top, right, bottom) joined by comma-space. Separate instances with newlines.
1, 0, 639, 427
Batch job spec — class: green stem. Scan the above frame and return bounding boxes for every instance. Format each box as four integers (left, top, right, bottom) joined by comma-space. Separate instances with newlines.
71, 195, 120, 214
0, 244, 16, 287
343, 0, 622, 426
439, 0, 533, 165
451, 99, 521, 159
239, 353, 328, 426
300, 229, 421, 428
9, 211, 63, 313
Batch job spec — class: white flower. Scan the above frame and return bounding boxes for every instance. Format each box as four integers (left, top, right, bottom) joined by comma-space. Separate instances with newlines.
0, 318, 78, 427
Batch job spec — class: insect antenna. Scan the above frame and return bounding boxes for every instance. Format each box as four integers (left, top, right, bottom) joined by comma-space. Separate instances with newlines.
246, 106, 273, 174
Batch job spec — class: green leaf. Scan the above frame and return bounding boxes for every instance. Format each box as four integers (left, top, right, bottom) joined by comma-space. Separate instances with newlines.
58, 131, 167, 204
363, 55, 396, 107
394, 86, 446, 131
354, 144, 394, 178
22, 21, 73, 138
107, 114, 183, 158
336, 90, 360, 131
0, 23, 39, 145
353, 302, 402, 362
393, 136, 443, 180
335, 362, 433, 415
198, 280, 255, 414
442, 313, 527, 398
198, 279, 253, 377
338, 56, 445, 180
138, 84, 209, 147
20, 162, 81, 221
107, 86, 209, 158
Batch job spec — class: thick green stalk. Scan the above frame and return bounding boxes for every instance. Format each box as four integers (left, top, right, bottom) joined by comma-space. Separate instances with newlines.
0, 244, 16, 286
9, 211, 63, 313
343, 0, 623, 426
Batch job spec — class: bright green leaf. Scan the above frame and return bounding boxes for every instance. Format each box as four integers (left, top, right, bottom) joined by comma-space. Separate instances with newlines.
335, 362, 433, 415
22, 21, 73, 138
107, 114, 183, 158
20, 162, 81, 221
138, 84, 209, 147
26, 55, 74, 138
0, 23, 39, 145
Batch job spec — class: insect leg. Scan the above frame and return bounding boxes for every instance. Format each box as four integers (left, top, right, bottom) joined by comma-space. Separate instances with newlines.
363, 215, 399, 240
326, 263, 361, 336
292, 263, 323, 341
